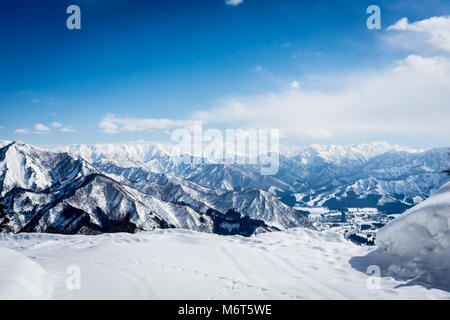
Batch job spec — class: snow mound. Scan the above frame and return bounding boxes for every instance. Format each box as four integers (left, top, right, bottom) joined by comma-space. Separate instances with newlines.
377, 181, 450, 286
0, 247, 52, 299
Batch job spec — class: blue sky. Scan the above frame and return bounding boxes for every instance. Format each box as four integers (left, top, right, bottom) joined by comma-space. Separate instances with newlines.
1, 0, 450, 148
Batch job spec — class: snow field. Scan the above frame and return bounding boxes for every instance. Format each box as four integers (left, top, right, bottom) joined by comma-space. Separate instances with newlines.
0, 229, 448, 300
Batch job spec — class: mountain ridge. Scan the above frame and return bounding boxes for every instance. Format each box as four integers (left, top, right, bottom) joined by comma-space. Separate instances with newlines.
0, 141, 313, 236
52, 140, 449, 213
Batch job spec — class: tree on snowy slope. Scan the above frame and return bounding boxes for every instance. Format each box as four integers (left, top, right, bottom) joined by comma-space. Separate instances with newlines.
0, 197, 8, 231
445, 152, 450, 176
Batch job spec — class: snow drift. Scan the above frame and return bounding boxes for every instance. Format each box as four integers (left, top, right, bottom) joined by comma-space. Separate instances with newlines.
377, 181, 450, 286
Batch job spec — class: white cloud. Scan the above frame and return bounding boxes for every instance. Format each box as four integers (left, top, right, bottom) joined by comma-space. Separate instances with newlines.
35, 124, 50, 132
51, 122, 76, 132
225, 0, 243, 6
15, 128, 32, 134
0, 125, 4, 130
290, 81, 300, 89
14, 122, 76, 135
192, 55, 450, 141
60, 127, 76, 133
99, 114, 195, 135
387, 16, 450, 52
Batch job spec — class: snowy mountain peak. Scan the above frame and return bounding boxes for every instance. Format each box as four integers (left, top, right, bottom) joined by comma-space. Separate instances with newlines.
298, 141, 419, 164
57, 140, 422, 167
0, 141, 94, 196
60, 141, 172, 165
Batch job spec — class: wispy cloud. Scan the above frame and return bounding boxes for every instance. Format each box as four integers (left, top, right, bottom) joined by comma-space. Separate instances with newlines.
31, 97, 55, 105
53, 122, 76, 132
225, 0, 243, 6
15, 122, 75, 135
60, 127, 76, 133
252, 65, 266, 72
15, 128, 32, 134
99, 114, 194, 135
292, 51, 322, 59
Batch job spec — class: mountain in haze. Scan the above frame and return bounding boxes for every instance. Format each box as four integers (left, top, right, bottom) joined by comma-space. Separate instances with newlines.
0, 141, 313, 236
60, 141, 450, 214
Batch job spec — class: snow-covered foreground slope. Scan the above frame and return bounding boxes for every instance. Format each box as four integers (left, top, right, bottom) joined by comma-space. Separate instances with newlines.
0, 229, 448, 300
376, 181, 450, 287
0, 247, 52, 299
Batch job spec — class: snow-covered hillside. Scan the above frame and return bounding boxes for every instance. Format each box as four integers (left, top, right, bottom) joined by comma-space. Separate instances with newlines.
0, 229, 448, 300
0, 247, 52, 299
377, 181, 450, 287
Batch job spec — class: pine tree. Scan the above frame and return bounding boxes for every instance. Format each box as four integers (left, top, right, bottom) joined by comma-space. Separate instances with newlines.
0, 197, 8, 231
445, 152, 450, 176
0, 197, 6, 217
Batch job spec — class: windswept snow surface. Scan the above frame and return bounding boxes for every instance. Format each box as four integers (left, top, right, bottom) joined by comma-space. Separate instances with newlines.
377, 181, 450, 287
0, 229, 448, 300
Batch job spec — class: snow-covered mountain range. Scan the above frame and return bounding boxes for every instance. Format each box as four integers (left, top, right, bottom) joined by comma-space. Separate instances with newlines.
0, 140, 448, 236
59, 141, 450, 214
0, 141, 312, 235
